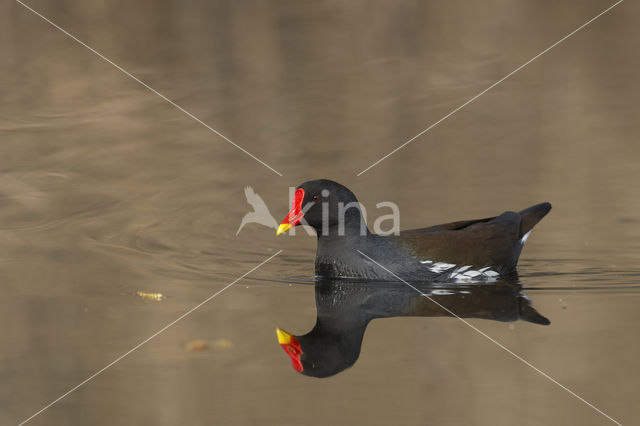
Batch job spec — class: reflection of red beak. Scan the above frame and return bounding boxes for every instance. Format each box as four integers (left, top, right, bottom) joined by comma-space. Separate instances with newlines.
276, 188, 305, 235
276, 328, 304, 372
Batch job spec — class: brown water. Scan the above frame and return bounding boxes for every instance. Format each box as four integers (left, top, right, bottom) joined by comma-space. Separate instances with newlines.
2, 0, 639, 425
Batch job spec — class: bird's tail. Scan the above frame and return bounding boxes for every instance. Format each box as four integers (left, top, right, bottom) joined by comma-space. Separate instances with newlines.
519, 296, 551, 325
518, 202, 552, 238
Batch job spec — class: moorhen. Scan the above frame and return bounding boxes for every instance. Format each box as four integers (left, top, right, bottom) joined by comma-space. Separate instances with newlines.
276, 179, 551, 281
277, 279, 550, 377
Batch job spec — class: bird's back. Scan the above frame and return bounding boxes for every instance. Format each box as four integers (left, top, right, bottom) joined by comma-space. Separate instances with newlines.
390, 202, 551, 273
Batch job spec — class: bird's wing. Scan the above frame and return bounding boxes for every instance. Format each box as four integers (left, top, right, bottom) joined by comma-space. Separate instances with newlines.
392, 212, 522, 271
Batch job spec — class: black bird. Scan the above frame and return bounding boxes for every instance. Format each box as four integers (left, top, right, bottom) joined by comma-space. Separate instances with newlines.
276, 179, 551, 281
277, 279, 550, 378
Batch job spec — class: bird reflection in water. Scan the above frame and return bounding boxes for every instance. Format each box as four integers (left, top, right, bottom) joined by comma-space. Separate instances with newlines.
276, 277, 549, 378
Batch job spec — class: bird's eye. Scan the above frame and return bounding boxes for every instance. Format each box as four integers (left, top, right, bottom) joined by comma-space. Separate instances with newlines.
312, 195, 319, 202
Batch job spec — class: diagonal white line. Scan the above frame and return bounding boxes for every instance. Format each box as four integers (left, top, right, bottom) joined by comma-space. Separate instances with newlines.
356, 250, 623, 426
15, 0, 284, 177
356, 0, 624, 176
17, 250, 283, 426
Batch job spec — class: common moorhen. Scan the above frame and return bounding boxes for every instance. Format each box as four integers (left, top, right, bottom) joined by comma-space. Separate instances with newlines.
277, 179, 551, 281
277, 279, 550, 377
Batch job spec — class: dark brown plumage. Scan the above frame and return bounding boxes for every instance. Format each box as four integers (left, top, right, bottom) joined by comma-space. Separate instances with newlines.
392, 202, 551, 274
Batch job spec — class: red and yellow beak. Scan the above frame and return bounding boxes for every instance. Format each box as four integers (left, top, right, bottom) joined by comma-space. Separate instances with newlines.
276, 188, 305, 235
276, 328, 304, 372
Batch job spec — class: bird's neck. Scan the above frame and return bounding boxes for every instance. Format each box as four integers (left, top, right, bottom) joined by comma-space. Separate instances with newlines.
314, 231, 374, 278
314, 212, 371, 239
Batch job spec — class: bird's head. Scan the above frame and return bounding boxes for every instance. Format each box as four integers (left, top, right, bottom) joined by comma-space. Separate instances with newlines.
276, 179, 364, 236
276, 326, 362, 378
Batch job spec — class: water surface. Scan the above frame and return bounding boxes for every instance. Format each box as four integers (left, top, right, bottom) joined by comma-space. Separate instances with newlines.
1, 1, 639, 425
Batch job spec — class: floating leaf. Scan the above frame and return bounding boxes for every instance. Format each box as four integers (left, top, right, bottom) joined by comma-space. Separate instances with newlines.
135, 291, 165, 301
185, 339, 209, 352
